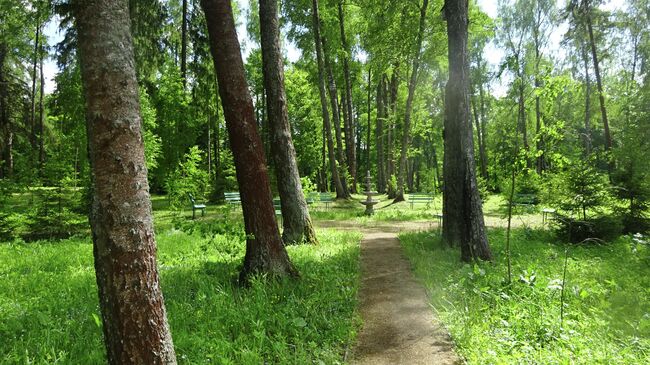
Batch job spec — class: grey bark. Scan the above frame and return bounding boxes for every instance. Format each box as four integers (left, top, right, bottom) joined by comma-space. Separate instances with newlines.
73, 0, 177, 363
259, 0, 317, 244
442, 0, 492, 262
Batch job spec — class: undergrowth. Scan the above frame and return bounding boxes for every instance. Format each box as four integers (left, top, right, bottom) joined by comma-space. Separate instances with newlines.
400, 228, 650, 364
0, 228, 361, 364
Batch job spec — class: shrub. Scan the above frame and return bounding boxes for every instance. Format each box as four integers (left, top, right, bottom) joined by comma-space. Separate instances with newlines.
165, 146, 210, 209
553, 214, 623, 243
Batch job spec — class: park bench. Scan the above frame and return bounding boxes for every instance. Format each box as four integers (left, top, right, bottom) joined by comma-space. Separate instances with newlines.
318, 192, 334, 210
408, 193, 434, 209
512, 193, 538, 212
273, 198, 283, 224
188, 193, 206, 219
224, 192, 241, 206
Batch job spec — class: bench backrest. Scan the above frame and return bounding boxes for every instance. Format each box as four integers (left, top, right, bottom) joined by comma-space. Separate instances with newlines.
188, 193, 196, 204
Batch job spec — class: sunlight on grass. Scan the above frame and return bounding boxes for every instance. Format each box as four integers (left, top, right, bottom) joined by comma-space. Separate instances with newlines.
0, 229, 361, 364
399, 229, 650, 364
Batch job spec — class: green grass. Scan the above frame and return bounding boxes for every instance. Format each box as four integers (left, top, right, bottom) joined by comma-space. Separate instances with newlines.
0, 228, 362, 364
399, 228, 650, 364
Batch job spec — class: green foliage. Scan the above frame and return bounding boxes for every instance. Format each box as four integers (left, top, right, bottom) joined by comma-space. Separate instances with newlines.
0, 228, 361, 364
165, 146, 210, 209
543, 158, 610, 220
400, 229, 650, 364
139, 88, 162, 172
553, 214, 623, 244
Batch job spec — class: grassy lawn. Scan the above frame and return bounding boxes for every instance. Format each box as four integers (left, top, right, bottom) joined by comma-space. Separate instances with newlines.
0, 228, 361, 364
400, 228, 650, 364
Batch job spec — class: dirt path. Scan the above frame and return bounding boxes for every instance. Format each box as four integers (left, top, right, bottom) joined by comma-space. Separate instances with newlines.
316, 221, 462, 364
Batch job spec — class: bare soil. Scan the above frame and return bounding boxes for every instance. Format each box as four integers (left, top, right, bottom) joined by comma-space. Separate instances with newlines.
315, 220, 463, 364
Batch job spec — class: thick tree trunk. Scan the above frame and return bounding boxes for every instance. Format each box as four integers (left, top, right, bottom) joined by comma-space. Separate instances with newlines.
581, 43, 592, 154
311, 0, 345, 198
337, 0, 356, 193
322, 37, 351, 198
259, 0, 317, 245
74, 1, 177, 363
201, 0, 298, 279
395, 0, 428, 203
584, 0, 611, 152
375, 76, 386, 192
442, 0, 492, 262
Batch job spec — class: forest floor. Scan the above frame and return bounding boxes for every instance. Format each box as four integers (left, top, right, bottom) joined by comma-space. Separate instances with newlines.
316, 220, 461, 364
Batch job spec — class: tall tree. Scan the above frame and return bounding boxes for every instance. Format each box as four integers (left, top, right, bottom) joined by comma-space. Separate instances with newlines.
337, 0, 357, 193
259, 0, 317, 244
582, 0, 612, 152
73, 0, 177, 363
181, 0, 188, 88
201, 0, 298, 279
322, 36, 351, 198
395, 0, 428, 202
311, 0, 345, 199
442, 0, 492, 262
375, 75, 386, 192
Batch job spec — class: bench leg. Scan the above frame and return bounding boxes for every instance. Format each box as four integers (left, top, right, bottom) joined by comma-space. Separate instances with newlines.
192, 208, 196, 220
202, 208, 205, 217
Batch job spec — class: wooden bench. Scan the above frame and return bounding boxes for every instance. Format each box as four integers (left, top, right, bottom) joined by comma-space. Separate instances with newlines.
408, 193, 434, 209
224, 192, 241, 206
188, 193, 206, 219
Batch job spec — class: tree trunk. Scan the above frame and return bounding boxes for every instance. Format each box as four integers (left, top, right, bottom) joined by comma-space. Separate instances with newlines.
442, 0, 492, 262
478, 80, 488, 181
386, 66, 399, 198
201, 0, 298, 279
534, 39, 545, 173
337, 0, 356, 193
259, 0, 317, 245
38, 46, 45, 173
395, 0, 428, 202
311, 0, 345, 198
74, 1, 177, 363
471, 95, 487, 181
322, 37, 351, 198
375, 75, 386, 192
584, 0, 611, 152
366, 68, 371, 175
581, 42, 591, 154
181, 0, 188, 88
31, 13, 41, 155
0, 42, 13, 179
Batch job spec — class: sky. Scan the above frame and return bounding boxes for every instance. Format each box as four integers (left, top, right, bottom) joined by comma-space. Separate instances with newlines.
41, 0, 622, 96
